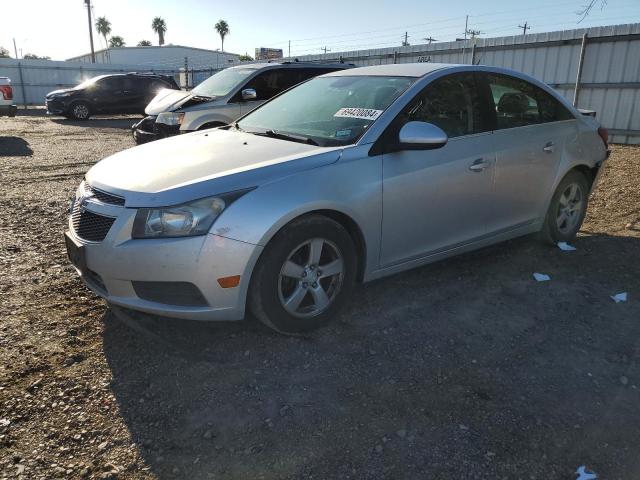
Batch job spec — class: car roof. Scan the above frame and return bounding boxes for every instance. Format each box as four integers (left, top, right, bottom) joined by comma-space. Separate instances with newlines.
325, 62, 460, 77
229, 62, 352, 71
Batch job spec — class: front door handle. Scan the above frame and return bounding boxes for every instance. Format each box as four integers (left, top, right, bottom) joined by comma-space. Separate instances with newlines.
469, 158, 490, 172
543, 142, 555, 153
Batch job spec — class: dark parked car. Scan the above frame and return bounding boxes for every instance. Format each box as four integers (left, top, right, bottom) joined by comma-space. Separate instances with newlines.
45, 73, 180, 120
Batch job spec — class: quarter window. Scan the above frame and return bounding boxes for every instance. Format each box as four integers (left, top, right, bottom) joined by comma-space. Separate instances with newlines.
406, 74, 488, 138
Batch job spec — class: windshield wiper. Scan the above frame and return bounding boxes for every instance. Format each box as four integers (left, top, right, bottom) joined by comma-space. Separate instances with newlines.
259, 129, 319, 146
191, 94, 214, 101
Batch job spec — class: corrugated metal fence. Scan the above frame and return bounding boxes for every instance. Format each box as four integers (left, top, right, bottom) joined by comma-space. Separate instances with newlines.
290, 23, 640, 145
1, 23, 639, 144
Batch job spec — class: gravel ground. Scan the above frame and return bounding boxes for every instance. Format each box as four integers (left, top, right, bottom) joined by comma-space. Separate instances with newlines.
0, 111, 639, 480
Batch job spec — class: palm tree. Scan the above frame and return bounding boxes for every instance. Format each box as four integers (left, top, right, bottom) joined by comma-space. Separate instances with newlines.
109, 36, 126, 48
137, 40, 152, 46
152, 17, 167, 46
214, 20, 230, 52
95, 16, 111, 49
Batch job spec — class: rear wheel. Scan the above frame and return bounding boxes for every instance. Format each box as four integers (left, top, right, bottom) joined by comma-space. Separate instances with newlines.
69, 101, 91, 120
539, 170, 590, 244
249, 215, 357, 334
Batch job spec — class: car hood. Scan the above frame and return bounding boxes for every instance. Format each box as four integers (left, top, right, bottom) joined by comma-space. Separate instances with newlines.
86, 128, 343, 207
144, 89, 212, 115
46, 88, 75, 98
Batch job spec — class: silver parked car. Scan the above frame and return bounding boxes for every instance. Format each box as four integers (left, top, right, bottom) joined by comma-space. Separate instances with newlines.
66, 63, 609, 334
132, 62, 351, 143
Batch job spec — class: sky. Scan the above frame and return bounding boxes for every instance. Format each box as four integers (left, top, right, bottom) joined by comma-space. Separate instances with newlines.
3, 0, 640, 60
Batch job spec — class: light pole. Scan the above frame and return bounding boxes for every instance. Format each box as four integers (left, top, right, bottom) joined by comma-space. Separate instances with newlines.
84, 0, 96, 63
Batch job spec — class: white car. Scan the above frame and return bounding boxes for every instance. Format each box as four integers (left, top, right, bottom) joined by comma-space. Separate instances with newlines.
0, 77, 17, 117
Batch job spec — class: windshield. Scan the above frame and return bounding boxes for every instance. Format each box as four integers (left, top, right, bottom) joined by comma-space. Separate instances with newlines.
192, 68, 256, 97
237, 75, 415, 146
74, 76, 106, 90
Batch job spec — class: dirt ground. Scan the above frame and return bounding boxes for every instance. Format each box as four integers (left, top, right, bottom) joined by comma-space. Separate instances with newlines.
0, 111, 639, 480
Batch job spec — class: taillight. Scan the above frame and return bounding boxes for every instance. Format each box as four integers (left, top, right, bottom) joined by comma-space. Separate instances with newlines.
0, 85, 12, 100
598, 127, 609, 149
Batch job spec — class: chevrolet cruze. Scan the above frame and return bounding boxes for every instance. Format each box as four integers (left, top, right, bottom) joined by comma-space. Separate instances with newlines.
65, 63, 609, 334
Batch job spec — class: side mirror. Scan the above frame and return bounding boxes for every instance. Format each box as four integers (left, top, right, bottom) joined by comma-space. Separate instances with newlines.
241, 88, 257, 101
398, 121, 448, 150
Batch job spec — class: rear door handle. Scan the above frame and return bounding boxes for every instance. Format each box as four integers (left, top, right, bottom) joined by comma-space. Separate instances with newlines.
543, 142, 555, 153
469, 158, 490, 172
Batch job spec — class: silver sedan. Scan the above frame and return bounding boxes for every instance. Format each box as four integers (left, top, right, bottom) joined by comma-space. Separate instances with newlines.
65, 63, 609, 334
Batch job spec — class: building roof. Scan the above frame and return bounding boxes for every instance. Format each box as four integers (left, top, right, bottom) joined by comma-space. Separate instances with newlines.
66, 45, 240, 61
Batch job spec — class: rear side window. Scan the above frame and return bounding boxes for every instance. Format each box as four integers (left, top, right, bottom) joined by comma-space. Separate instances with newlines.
487, 74, 573, 129
406, 73, 490, 138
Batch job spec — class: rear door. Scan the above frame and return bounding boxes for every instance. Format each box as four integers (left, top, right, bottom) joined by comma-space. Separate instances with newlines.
93, 76, 125, 112
121, 77, 148, 113
380, 73, 497, 266
482, 73, 578, 233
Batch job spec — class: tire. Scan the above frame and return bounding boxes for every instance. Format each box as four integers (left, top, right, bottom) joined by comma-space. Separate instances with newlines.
539, 170, 590, 245
249, 215, 357, 335
69, 101, 91, 120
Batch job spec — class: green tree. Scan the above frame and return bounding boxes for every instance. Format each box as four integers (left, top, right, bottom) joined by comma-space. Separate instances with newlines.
238, 54, 253, 61
95, 16, 112, 48
109, 36, 126, 48
23, 53, 51, 60
0, 47, 10, 58
137, 40, 152, 46
214, 19, 230, 52
152, 17, 167, 46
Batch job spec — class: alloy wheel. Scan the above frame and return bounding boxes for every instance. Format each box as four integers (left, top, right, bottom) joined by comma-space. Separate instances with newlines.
73, 104, 89, 119
278, 238, 344, 318
556, 183, 584, 234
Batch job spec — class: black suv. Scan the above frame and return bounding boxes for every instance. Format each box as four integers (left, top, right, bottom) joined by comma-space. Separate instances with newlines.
45, 73, 180, 120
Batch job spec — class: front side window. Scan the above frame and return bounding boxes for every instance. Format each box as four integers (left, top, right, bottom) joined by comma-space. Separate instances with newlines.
406, 73, 489, 138
237, 75, 415, 147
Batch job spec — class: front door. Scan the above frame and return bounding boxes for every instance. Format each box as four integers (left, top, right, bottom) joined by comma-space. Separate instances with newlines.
381, 73, 496, 267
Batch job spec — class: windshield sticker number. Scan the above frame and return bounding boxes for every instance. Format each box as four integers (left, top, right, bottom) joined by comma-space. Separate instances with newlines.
334, 108, 383, 121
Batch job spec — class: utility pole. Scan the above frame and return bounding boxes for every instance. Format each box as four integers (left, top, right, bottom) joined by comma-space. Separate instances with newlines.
518, 21, 531, 38
84, 0, 96, 63
402, 32, 410, 46
321, 46, 331, 54
12, 38, 18, 59
462, 15, 469, 63
288, 40, 291, 58
422, 36, 438, 44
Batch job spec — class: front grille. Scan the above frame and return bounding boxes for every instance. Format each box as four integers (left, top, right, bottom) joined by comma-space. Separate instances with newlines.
132, 281, 209, 307
71, 203, 116, 242
84, 183, 125, 206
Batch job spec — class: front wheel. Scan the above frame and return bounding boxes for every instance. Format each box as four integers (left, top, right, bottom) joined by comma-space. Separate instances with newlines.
249, 215, 357, 334
69, 101, 91, 120
539, 170, 590, 244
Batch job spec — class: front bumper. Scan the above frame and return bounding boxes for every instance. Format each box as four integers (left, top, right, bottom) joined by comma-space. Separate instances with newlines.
132, 116, 180, 144
0, 104, 17, 117
45, 98, 70, 115
66, 200, 263, 321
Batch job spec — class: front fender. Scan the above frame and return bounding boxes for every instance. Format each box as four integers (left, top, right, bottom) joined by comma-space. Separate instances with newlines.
212, 145, 382, 278
180, 110, 235, 131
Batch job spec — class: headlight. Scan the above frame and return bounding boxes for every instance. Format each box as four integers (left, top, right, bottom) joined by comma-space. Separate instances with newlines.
156, 111, 185, 126
132, 189, 252, 239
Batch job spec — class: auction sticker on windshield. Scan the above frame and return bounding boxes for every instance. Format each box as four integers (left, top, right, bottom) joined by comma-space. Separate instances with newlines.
334, 107, 383, 120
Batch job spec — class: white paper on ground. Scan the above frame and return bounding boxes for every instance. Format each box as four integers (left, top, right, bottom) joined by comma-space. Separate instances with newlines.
610, 292, 628, 303
533, 273, 551, 282
575, 465, 597, 480
557, 241, 577, 251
